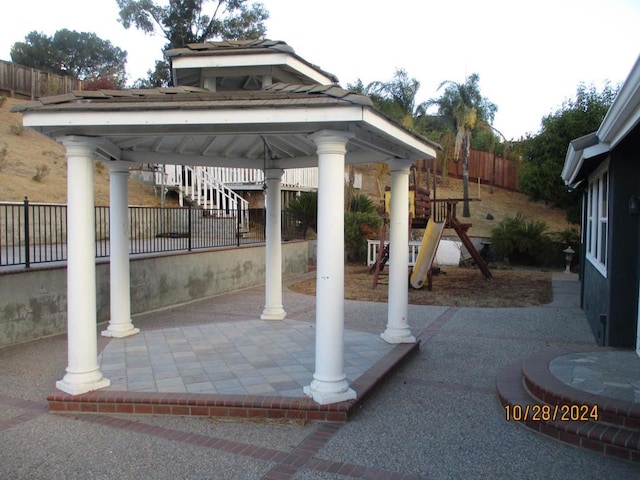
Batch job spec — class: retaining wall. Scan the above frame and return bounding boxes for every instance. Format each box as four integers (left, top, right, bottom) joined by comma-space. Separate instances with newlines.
0, 241, 308, 347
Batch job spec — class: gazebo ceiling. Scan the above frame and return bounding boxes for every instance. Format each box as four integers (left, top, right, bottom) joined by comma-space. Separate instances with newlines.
14, 82, 439, 169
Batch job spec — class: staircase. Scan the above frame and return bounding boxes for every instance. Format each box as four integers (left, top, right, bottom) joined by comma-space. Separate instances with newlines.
496, 349, 640, 462
157, 165, 249, 230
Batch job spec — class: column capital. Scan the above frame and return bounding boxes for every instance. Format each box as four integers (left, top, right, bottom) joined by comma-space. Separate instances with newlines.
310, 130, 355, 155
386, 158, 414, 173
108, 161, 131, 174
263, 167, 284, 181
56, 135, 102, 155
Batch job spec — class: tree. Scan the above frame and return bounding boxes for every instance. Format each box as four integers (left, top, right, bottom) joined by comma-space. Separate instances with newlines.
345, 192, 381, 262
11, 30, 128, 88
365, 68, 426, 130
286, 192, 317, 238
519, 83, 618, 223
116, 0, 269, 86
348, 69, 430, 195
132, 60, 172, 88
427, 73, 497, 217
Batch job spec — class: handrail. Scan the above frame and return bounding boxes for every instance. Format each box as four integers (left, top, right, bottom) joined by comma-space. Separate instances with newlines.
0, 200, 304, 268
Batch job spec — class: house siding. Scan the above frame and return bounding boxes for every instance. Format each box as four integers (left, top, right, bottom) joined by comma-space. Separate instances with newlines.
582, 259, 610, 345
608, 140, 640, 347
582, 126, 640, 348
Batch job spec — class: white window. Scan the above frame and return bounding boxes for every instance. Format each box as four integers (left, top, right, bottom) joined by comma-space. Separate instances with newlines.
586, 163, 608, 276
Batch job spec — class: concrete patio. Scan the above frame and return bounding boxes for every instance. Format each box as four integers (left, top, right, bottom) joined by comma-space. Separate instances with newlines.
1, 270, 638, 479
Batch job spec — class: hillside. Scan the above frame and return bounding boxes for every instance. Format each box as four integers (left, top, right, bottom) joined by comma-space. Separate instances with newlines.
0, 96, 161, 206
1, 96, 574, 238
351, 161, 573, 239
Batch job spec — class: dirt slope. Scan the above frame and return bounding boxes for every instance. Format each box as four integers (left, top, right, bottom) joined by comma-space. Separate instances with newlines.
1, 96, 575, 238
351, 162, 573, 239
0, 96, 161, 205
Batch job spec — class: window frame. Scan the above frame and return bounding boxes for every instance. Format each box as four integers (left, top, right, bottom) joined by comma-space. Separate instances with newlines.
585, 161, 609, 277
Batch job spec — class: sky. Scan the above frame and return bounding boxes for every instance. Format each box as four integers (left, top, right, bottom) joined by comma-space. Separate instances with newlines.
2, 0, 639, 140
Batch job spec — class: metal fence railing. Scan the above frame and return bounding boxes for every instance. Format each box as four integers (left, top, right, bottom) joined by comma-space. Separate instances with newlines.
1, 199, 305, 268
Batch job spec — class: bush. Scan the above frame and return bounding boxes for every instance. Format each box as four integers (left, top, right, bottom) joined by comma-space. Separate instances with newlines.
0, 143, 7, 170
348, 193, 376, 213
32, 164, 50, 182
550, 227, 580, 249
345, 211, 382, 263
490, 213, 552, 265
10, 122, 24, 136
286, 191, 317, 238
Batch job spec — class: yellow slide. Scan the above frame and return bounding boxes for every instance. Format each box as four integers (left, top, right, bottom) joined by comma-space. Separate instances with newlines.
410, 218, 446, 289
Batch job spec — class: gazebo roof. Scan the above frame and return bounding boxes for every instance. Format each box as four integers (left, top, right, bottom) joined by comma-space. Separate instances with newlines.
166, 39, 340, 86
14, 82, 439, 168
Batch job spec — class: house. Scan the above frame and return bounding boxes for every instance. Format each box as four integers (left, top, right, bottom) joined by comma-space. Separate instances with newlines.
561, 54, 640, 354
13, 39, 439, 403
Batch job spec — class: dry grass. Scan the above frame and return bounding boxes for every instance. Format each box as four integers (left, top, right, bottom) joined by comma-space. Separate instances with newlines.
352, 165, 573, 239
0, 97, 164, 205
289, 264, 553, 308
3, 95, 573, 247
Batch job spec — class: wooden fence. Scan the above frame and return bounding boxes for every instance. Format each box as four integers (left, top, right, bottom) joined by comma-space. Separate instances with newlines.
0, 60, 83, 99
446, 149, 519, 191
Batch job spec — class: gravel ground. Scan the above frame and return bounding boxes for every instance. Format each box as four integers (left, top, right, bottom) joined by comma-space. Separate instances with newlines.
1, 272, 638, 479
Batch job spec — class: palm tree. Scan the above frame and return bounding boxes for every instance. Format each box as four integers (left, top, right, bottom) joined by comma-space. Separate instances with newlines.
349, 69, 429, 195
365, 68, 424, 130
427, 73, 496, 217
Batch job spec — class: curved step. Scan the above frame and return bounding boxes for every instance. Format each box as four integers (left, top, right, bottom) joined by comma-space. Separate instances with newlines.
496, 352, 640, 462
522, 350, 640, 429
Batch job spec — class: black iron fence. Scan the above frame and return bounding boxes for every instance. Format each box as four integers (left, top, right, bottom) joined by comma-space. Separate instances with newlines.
1, 199, 304, 268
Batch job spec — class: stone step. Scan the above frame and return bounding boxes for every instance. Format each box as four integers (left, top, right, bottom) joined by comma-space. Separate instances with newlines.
521, 351, 640, 430
496, 351, 640, 463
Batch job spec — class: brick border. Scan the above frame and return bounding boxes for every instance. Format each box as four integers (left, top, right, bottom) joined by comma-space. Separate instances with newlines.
0, 393, 48, 432
48, 339, 420, 423
496, 350, 640, 463
521, 349, 640, 429
70, 410, 426, 479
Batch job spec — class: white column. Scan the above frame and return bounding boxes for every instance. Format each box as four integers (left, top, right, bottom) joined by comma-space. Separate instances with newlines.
381, 159, 416, 344
102, 162, 140, 338
56, 136, 110, 395
304, 130, 356, 405
261, 167, 287, 320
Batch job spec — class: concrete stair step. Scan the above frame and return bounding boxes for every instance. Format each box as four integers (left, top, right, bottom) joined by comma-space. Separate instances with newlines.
496, 350, 640, 463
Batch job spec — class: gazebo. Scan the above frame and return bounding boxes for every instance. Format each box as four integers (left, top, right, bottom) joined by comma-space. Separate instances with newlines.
13, 40, 439, 405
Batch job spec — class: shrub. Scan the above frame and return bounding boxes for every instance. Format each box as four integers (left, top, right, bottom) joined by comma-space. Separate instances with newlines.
345, 211, 382, 263
348, 193, 376, 213
0, 143, 7, 170
10, 122, 24, 136
32, 164, 50, 182
40, 78, 61, 96
550, 227, 580, 249
286, 191, 317, 238
490, 213, 552, 265
0, 96, 6, 108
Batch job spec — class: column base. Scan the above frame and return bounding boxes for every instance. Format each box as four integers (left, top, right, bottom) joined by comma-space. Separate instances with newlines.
380, 329, 416, 344
260, 307, 287, 321
56, 370, 110, 396
101, 323, 140, 338
303, 380, 357, 405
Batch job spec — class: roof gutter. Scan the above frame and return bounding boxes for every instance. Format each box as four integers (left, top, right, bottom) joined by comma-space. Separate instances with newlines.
562, 54, 640, 189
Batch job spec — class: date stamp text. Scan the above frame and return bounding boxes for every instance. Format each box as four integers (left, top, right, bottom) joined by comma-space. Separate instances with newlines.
505, 404, 599, 422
